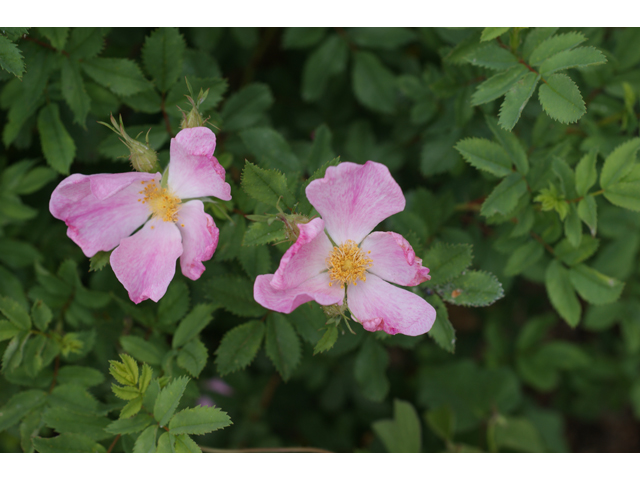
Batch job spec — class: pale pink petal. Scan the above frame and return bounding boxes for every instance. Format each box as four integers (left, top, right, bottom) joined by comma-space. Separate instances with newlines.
305, 161, 405, 245
167, 127, 231, 201
49, 173, 158, 257
110, 218, 183, 304
361, 232, 431, 287
269, 218, 333, 290
254, 273, 344, 314
347, 274, 435, 336
176, 200, 219, 281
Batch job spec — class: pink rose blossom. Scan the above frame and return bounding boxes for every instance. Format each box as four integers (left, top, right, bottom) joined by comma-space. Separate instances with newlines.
50, 127, 231, 304
254, 161, 436, 336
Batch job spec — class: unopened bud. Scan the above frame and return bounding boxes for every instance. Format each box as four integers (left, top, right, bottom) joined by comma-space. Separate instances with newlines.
178, 77, 210, 129
98, 114, 159, 173
279, 213, 310, 242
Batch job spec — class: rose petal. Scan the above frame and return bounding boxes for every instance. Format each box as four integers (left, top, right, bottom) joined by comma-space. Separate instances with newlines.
361, 232, 431, 287
305, 161, 405, 245
347, 274, 435, 336
167, 127, 231, 201
254, 272, 344, 314
110, 218, 183, 304
177, 200, 219, 280
270, 218, 333, 290
49, 173, 158, 257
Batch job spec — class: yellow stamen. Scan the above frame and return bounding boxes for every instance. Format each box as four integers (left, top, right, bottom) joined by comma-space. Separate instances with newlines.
140, 179, 181, 222
326, 240, 373, 289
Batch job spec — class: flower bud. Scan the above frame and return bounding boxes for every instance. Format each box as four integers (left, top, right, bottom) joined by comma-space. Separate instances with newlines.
178, 77, 210, 129
98, 114, 159, 173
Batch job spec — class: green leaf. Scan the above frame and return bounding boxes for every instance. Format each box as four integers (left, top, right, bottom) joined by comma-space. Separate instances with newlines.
306, 124, 335, 172
545, 260, 581, 328
471, 65, 528, 106
240, 127, 300, 174
282, 27, 326, 50
37, 103, 76, 175
569, 264, 624, 305
57, 366, 105, 388
0, 295, 31, 330
603, 165, 640, 211
39, 27, 68, 50
425, 405, 455, 442
42, 407, 111, 441
215, 320, 265, 376
49, 384, 99, 415
33, 433, 106, 453
600, 138, 640, 189
174, 434, 201, 453
0, 390, 47, 432
427, 295, 456, 354
1, 28, 29, 42
265, 314, 301, 382
238, 243, 271, 279
82, 58, 153, 96
120, 335, 164, 365
153, 376, 190, 427
349, 27, 415, 49
66, 28, 107, 60
539, 46, 606, 76
494, 416, 545, 452
538, 73, 585, 124
141, 27, 186, 92
373, 399, 422, 453
241, 160, 296, 209
498, 72, 539, 130
220, 83, 273, 132
354, 338, 389, 402
0, 35, 24, 78
177, 338, 208, 378
577, 196, 598, 235
564, 204, 582, 247
302, 35, 348, 102
352, 51, 396, 114
504, 241, 544, 276
172, 303, 216, 349
243, 221, 286, 247
155, 432, 175, 453
89, 251, 110, 272
421, 243, 473, 285
523, 28, 558, 60
61, 57, 90, 126
575, 149, 598, 196
0, 320, 20, 342
552, 156, 577, 198
480, 27, 510, 42
465, 43, 519, 70
480, 173, 528, 217
554, 235, 599, 266
169, 405, 232, 435
158, 280, 189, 327
133, 425, 158, 453
209, 274, 266, 318
529, 32, 586, 66
454, 138, 512, 177
31, 301, 52, 331
105, 414, 154, 435
486, 115, 529, 174
14, 166, 57, 195
313, 324, 339, 355
120, 396, 143, 419
437, 270, 504, 307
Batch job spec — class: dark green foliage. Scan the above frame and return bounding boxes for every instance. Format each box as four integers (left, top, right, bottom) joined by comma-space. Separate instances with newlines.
2, 27, 640, 454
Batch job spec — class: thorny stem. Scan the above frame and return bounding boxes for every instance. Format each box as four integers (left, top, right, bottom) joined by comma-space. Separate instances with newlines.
199, 446, 332, 453
48, 355, 60, 393
23, 36, 69, 57
107, 434, 121, 453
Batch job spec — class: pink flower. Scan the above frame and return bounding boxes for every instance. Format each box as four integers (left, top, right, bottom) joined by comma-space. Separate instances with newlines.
253, 161, 436, 336
50, 127, 231, 304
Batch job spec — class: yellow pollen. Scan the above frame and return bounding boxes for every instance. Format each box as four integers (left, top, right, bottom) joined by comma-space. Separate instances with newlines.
326, 240, 373, 289
140, 179, 181, 222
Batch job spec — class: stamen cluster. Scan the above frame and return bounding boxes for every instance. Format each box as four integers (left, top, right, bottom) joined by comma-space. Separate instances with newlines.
139, 179, 181, 223
326, 240, 373, 288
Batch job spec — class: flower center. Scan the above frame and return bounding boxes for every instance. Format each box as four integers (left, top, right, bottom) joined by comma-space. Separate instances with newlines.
326, 240, 373, 288
138, 179, 181, 222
